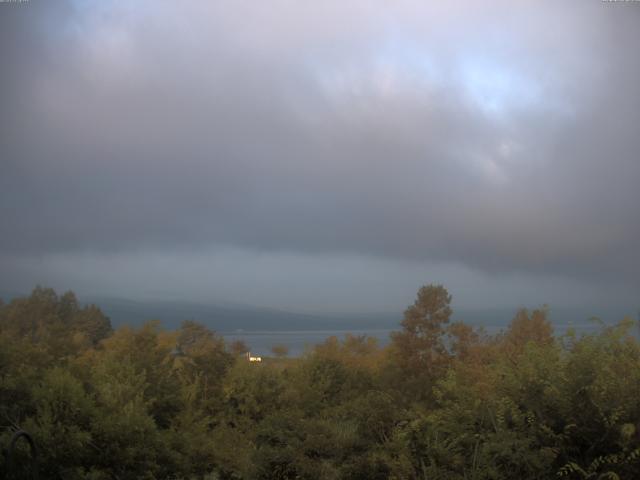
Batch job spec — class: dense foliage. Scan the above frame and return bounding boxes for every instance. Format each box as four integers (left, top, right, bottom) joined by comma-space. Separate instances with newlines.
1, 286, 639, 479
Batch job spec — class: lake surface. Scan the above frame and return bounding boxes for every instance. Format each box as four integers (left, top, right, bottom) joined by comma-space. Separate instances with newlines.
222, 329, 395, 357
221, 321, 622, 357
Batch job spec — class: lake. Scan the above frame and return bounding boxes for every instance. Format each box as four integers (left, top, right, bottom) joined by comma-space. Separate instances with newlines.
221, 321, 621, 357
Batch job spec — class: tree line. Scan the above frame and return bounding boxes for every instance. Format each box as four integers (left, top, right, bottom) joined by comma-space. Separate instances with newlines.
1, 285, 639, 479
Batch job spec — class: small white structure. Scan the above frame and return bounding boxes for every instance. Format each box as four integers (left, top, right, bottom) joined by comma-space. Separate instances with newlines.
246, 352, 262, 362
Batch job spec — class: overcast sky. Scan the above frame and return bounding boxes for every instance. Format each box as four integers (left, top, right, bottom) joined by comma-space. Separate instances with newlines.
1, 0, 638, 314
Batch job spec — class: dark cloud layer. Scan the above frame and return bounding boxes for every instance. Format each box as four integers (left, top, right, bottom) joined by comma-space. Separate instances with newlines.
1, 1, 639, 304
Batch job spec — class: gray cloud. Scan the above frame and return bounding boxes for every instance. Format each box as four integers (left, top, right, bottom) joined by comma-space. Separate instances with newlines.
1, 0, 639, 308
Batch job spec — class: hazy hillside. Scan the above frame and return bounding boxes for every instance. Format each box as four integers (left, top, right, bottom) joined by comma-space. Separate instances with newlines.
3, 291, 634, 334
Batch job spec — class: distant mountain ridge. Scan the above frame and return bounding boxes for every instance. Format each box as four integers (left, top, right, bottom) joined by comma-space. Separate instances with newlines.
72, 298, 640, 333
1, 291, 636, 333
84, 296, 356, 332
